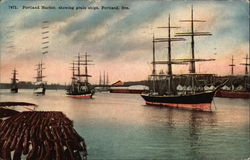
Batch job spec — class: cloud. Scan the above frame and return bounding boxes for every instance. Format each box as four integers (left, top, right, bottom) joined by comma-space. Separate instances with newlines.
0, 0, 249, 83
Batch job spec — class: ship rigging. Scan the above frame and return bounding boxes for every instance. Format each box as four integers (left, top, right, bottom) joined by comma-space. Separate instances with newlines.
66, 52, 95, 98
141, 7, 222, 111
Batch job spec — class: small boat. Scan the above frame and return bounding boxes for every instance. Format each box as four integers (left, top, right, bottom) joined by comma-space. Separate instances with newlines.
141, 7, 220, 112
10, 68, 18, 93
66, 52, 95, 98
34, 61, 46, 95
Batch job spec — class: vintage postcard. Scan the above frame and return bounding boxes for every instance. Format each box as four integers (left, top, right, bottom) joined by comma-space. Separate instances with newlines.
0, 0, 249, 160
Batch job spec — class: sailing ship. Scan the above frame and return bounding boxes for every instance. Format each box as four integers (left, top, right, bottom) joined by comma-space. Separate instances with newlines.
66, 52, 95, 98
95, 71, 110, 92
10, 68, 18, 93
141, 7, 221, 112
215, 55, 250, 99
34, 61, 46, 95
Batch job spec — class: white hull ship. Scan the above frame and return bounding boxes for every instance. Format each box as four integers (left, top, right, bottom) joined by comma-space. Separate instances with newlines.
34, 61, 46, 95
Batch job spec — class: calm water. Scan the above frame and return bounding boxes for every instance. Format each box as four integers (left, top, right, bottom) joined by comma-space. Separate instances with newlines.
0, 89, 249, 160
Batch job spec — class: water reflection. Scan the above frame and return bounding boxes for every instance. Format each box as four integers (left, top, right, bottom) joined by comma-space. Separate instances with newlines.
166, 109, 175, 128
187, 111, 217, 159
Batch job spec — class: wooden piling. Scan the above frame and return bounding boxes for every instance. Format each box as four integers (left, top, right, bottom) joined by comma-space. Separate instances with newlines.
0, 111, 87, 160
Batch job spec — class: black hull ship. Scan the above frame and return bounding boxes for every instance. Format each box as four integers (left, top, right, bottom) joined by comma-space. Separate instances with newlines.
142, 91, 216, 111
10, 68, 18, 93
34, 61, 46, 95
66, 52, 95, 98
141, 7, 219, 112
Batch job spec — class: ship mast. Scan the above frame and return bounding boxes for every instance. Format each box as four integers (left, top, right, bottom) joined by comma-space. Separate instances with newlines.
175, 6, 214, 73
152, 34, 156, 76
77, 53, 81, 79
35, 61, 46, 82
99, 71, 102, 86
11, 68, 18, 85
73, 62, 75, 79
153, 14, 185, 94
84, 52, 89, 83
240, 54, 250, 75
151, 34, 156, 93
70, 62, 76, 83
103, 71, 106, 86
174, 6, 214, 93
240, 54, 250, 89
229, 55, 235, 75
106, 72, 109, 86
74, 52, 93, 83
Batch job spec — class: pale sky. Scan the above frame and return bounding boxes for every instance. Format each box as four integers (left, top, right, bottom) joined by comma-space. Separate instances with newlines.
0, 0, 249, 84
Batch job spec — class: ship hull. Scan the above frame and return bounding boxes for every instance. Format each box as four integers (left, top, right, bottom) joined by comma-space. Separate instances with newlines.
10, 88, 18, 93
215, 90, 250, 99
34, 88, 46, 95
141, 91, 215, 111
66, 93, 93, 99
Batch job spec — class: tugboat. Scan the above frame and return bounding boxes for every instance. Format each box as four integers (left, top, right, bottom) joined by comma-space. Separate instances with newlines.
66, 52, 95, 98
215, 55, 250, 99
34, 61, 46, 95
141, 7, 221, 112
10, 68, 18, 93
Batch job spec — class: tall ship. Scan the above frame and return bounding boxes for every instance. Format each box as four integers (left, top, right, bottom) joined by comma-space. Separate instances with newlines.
141, 7, 221, 112
215, 55, 250, 99
10, 68, 18, 93
66, 52, 95, 98
95, 71, 110, 92
34, 61, 46, 95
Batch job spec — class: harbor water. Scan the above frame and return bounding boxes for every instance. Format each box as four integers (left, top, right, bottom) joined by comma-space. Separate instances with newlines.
0, 89, 249, 160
